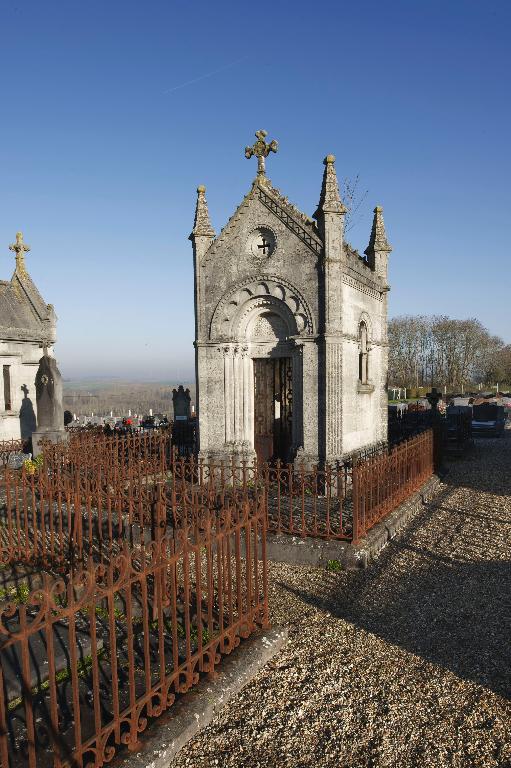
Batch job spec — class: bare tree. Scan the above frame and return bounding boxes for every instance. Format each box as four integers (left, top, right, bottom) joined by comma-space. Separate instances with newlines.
341, 175, 368, 233
482, 343, 511, 385
388, 314, 504, 390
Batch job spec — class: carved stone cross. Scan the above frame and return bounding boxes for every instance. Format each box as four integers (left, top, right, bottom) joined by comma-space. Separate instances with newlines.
257, 237, 271, 255
245, 130, 278, 177
9, 231, 30, 274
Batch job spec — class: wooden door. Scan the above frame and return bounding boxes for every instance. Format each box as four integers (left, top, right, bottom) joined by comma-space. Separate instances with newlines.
253, 358, 293, 465
253, 359, 274, 464
274, 357, 293, 462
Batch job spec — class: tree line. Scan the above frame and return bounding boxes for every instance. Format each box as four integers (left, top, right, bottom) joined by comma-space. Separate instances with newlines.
388, 315, 511, 389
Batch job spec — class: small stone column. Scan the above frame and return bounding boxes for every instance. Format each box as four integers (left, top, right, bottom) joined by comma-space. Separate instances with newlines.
223, 346, 234, 445
241, 346, 252, 447
292, 342, 304, 452
297, 339, 320, 468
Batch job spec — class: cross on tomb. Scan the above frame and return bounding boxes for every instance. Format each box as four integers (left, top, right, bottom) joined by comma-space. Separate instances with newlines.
9, 231, 30, 275
257, 237, 271, 255
245, 129, 278, 177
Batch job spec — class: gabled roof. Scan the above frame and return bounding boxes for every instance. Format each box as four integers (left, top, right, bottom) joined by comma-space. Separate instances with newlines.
203, 176, 324, 262
0, 263, 56, 343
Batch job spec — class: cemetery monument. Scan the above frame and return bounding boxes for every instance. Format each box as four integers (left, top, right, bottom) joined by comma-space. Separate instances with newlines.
31, 348, 68, 456
191, 131, 391, 466
172, 385, 192, 421
0, 232, 57, 441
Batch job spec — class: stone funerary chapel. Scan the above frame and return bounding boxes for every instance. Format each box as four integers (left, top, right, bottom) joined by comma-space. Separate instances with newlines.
191, 131, 392, 466
0, 232, 56, 442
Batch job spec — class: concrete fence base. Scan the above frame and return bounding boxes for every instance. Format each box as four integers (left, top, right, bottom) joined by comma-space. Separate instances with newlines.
265, 474, 443, 570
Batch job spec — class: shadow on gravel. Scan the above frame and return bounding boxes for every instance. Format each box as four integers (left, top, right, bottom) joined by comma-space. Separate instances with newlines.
440, 433, 511, 497
278, 489, 511, 700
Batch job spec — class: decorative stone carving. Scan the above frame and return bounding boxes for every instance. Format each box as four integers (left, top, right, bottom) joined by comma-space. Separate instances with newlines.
250, 312, 288, 341
9, 231, 30, 276
364, 206, 392, 256
342, 274, 384, 301
245, 129, 278, 177
210, 275, 314, 340
190, 185, 215, 239
313, 155, 347, 218
246, 226, 277, 260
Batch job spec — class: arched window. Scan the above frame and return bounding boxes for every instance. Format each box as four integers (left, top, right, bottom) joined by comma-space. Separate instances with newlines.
358, 322, 369, 385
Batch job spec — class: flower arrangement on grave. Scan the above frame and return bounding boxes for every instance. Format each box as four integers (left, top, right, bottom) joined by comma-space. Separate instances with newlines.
23, 454, 44, 475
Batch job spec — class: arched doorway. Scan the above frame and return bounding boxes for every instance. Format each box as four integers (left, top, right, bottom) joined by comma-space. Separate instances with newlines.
248, 311, 294, 464
206, 277, 313, 464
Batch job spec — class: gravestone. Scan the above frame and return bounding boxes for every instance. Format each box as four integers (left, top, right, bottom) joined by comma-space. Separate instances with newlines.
172, 386, 191, 422
32, 351, 69, 457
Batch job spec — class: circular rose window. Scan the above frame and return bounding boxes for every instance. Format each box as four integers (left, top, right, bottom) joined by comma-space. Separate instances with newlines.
246, 227, 276, 260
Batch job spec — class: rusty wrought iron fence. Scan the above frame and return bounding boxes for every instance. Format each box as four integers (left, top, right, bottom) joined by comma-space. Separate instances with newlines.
0, 495, 267, 768
0, 429, 434, 568
260, 462, 352, 540
352, 430, 433, 541
169, 432, 433, 544
0, 435, 174, 570
169, 455, 352, 540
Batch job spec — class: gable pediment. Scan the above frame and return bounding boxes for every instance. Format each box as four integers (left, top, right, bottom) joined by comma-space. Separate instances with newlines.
203, 178, 323, 264
0, 270, 56, 343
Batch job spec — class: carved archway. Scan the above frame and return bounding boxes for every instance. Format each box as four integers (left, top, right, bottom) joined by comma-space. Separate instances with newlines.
210, 275, 314, 341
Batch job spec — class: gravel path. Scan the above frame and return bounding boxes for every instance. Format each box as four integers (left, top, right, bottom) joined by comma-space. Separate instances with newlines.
171, 435, 511, 768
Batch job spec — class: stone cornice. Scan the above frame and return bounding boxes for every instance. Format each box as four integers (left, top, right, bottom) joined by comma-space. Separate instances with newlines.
343, 333, 389, 347
0, 326, 55, 343
342, 273, 385, 301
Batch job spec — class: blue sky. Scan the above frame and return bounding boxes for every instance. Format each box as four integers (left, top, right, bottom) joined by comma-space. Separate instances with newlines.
1, 0, 509, 380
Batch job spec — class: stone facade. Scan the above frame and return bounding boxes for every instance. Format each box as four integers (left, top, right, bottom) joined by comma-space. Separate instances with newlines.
0, 233, 57, 442
190, 133, 391, 466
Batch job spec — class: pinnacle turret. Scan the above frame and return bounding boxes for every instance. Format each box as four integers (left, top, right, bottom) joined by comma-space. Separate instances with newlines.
190, 185, 215, 239
313, 155, 347, 219
364, 206, 392, 258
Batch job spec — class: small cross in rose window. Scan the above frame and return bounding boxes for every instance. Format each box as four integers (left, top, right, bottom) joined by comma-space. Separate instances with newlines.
257, 237, 271, 255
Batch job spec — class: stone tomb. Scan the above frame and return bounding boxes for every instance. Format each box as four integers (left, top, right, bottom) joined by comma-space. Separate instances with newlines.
0, 232, 57, 442
172, 385, 192, 422
190, 131, 392, 466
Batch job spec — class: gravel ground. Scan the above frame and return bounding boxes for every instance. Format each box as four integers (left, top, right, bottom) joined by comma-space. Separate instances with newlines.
171, 434, 511, 768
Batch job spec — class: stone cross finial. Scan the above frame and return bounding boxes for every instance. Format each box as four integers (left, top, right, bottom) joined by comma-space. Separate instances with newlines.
245, 130, 278, 177
9, 231, 30, 275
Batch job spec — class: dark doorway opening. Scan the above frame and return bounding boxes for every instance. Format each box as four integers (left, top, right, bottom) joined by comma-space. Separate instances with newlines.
253, 357, 293, 465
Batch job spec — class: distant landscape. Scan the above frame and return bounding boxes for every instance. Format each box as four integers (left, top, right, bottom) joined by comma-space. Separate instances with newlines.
63, 379, 196, 417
